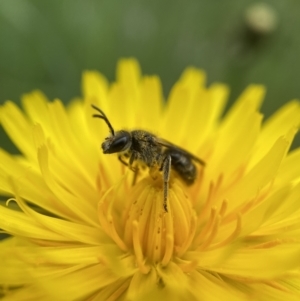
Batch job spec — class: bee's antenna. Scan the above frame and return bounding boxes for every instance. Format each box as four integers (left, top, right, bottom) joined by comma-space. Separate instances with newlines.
91, 104, 115, 136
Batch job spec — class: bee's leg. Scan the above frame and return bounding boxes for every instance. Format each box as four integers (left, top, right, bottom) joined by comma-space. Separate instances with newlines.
118, 155, 128, 166
129, 152, 139, 186
161, 155, 171, 212
132, 169, 139, 186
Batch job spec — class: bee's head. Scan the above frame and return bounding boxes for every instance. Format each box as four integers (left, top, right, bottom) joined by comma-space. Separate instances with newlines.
101, 131, 132, 154
91, 105, 132, 154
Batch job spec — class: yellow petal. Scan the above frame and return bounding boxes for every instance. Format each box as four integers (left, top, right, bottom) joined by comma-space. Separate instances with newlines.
37, 144, 99, 226
39, 264, 120, 301
220, 85, 265, 135
224, 133, 292, 211
212, 245, 300, 278
81, 70, 109, 112
137, 76, 163, 130
254, 100, 300, 162
0, 101, 35, 159
210, 111, 262, 180
21, 91, 50, 130
278, 148, 300, 185
189, 270, 246, 301
127, 269, 158, 300
1, 285, 51, 301
0, 205, 68, 241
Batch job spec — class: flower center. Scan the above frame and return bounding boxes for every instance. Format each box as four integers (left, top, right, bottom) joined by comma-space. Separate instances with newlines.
98, 176, 195, 272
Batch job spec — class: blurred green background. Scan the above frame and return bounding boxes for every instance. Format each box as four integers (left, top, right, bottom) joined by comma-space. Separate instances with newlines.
0, 0, 299, 151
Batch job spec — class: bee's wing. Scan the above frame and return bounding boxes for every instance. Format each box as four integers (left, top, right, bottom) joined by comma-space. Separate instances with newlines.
154, 137, 205, 166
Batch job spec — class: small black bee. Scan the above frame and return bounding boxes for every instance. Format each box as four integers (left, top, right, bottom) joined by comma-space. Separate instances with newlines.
92, 104, 205, 212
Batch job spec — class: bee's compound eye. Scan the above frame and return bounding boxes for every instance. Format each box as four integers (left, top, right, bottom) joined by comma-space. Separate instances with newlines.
103, 135, 130, 153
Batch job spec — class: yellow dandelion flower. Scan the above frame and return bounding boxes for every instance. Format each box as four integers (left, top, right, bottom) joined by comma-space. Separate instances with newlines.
1, 58, 300, 301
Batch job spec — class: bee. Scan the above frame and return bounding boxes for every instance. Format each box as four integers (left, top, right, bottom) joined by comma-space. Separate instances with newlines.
92, 104, 205, 212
